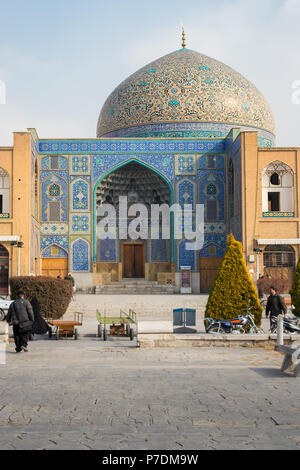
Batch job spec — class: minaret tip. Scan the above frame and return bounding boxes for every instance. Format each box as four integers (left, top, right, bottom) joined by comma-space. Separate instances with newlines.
181, 25, 186, 48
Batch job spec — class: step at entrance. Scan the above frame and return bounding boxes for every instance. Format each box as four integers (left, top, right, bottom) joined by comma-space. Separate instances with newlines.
95, 279, 175, 295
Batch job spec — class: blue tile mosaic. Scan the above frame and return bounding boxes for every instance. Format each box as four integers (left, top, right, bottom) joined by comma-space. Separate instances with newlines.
72, 180, 89, 211
92, 155, 175, 186
41, 174, 68, 222
39, 139, 226, 155
200, 243, 225, 258
72, 239, 90, 272
178, 180, 195, 209
151, 239, 168, 262
40, 235, 69, 252
71, 215, 90, 233
198, 172, 225, 221
72, 156, 90, 173
179, 240, 195, 271
99, 239, 116, 261
198, 155, 225, 170
41, 245, 68, 259
40, 156, 68, 170
175, 155, 196, 175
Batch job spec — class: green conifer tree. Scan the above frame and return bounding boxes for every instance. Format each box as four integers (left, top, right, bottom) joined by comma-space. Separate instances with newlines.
205, 234, 262, 326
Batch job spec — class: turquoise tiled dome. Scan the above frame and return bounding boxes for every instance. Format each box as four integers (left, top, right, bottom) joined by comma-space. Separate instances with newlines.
97, 48, 275, 139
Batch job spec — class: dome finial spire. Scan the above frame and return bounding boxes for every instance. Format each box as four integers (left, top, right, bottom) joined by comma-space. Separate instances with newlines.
181, 24, 186, 48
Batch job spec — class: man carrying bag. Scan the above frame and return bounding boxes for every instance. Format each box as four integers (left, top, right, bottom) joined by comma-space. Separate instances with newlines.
6, 291, 34, 353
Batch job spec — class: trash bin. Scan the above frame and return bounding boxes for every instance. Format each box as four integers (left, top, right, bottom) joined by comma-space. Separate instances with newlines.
173, 309, 184, 326
185, 309, 196, 327
173, 308, 196, 332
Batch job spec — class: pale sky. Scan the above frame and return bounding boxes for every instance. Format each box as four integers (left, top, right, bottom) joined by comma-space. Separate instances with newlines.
0, 0, 299, 146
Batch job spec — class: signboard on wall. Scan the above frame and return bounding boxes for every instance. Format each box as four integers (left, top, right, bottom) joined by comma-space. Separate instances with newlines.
181, 266, 192, 294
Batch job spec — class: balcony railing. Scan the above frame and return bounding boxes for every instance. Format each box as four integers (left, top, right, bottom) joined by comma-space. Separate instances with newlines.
0, 213, 10, 219
262, 211, 295, 218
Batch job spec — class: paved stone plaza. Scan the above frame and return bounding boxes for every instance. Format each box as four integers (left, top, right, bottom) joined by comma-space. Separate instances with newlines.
65, 294, 271, 335
0, 335, 299, 450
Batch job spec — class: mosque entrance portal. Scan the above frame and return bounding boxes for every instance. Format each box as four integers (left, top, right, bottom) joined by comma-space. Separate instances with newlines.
95, 161, 172, 284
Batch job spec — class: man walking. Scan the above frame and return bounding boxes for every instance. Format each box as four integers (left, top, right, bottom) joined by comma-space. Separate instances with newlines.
266, 286, 287, 330
6, 291, 34, 353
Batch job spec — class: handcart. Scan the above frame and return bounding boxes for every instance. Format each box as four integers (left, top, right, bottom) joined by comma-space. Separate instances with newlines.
96, 309, 137, 341
48, 313, 83, 340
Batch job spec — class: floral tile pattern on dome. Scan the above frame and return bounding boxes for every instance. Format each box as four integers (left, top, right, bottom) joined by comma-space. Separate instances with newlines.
97, 48, 275, 138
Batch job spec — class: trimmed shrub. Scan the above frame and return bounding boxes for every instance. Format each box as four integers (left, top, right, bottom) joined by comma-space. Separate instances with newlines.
9, 276, 73, 320
205, 234, 263, 326
257, 278, 291, 295
290, 258, 300, 316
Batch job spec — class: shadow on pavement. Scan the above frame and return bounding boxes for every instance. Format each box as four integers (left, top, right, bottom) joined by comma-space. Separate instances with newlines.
250, 367, 291, 379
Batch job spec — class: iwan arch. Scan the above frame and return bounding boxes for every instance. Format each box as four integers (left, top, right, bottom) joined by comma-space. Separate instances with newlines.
0, 40, 299, 295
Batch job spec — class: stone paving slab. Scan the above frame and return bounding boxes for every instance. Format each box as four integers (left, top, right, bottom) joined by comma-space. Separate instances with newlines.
0, 338, 299, 450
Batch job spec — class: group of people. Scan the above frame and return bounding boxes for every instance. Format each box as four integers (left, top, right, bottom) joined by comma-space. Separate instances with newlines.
57, 273, 76, 292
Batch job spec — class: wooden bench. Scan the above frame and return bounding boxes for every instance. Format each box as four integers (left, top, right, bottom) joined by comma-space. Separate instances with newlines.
277, 343, 300, 378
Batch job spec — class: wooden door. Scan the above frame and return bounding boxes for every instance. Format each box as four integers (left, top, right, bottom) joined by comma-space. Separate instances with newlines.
134, 245, 144, 278
199, 257, 223, 293
123, 245, 135, 278
0, 245, 9, 295
123, 244, 145, 278
42, 258, 68, 279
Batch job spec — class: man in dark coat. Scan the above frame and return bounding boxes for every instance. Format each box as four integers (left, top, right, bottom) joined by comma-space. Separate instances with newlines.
266, 286, 287, 329
6, 291, 34, 353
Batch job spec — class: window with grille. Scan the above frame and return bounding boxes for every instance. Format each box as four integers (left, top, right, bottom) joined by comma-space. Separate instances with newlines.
0, 168, 9, 216
49, 202, 61, 221
264, 245, 295, 268
207, 156, 216, 169
206, 200, 217, 221
50, 156, 59, 170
